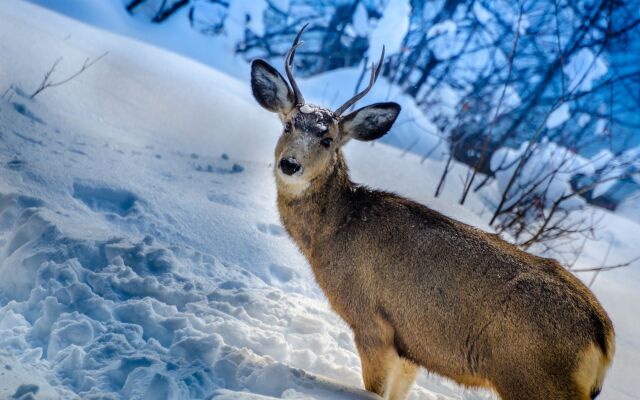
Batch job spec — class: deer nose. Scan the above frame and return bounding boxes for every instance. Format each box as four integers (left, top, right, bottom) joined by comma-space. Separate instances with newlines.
279, 157, 301, 176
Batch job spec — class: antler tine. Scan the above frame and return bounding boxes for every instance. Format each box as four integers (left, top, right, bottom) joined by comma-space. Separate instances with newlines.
284, 23, 309, 106
334, 46, 386, 117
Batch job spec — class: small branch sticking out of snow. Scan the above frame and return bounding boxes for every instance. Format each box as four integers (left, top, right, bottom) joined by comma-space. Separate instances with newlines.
30, 52, 109, 99
1, 84, 15, 102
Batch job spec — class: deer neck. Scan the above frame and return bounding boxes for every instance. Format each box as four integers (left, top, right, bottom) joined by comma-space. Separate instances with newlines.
276, 152, 352, 259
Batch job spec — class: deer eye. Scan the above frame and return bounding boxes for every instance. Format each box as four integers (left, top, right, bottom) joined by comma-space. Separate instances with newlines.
320, 137, 333, 148
284, 122, 292, 133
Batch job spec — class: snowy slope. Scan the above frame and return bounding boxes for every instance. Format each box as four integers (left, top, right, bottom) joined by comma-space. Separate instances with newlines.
0, 2, 486, 399
1, 1, 639, 400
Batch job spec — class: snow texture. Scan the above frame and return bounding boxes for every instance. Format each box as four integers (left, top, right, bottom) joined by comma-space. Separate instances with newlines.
564, 48, 608, 92
368, 0, 411, 59
2, 1, 640, 400
546, 103, 571, 129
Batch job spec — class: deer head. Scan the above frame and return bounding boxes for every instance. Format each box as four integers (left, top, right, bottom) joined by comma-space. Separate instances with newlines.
251, 24, 401, 196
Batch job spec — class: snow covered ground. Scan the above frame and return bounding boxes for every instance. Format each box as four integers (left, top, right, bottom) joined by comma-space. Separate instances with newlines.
0, 1, 639, 399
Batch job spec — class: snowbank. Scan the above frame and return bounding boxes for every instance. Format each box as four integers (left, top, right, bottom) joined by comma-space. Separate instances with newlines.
1, 1, 639, 400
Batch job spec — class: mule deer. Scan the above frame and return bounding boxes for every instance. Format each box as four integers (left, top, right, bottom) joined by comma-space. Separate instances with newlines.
250, 25, 614, 400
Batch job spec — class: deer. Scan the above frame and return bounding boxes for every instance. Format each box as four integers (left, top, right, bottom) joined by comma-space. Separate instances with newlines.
249, 25, 614, 400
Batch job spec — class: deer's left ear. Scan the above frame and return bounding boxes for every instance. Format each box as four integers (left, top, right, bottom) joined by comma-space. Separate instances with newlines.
340, 102, 401, 142
251, 59, 295, 114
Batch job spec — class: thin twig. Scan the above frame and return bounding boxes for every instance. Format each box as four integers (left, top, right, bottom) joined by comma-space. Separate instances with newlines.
588, 237, 612, 287
30, 52, 108, 99
401, 138, 420, 157
573, 255, 640, 274
1, 85, 15, 100
459, 5, 523, 205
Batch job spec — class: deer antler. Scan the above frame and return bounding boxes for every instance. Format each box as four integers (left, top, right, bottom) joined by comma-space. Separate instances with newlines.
285, 23, 309, 107
334, 46, 385, 117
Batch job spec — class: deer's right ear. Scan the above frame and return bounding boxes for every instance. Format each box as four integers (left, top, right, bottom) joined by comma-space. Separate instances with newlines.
251, 60, 295, 114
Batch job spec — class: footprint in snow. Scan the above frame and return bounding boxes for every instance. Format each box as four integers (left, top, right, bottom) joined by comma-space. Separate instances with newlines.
68, 148, 88, 156
11, 130, 43, 146
72, 181, 142, 217
195, 163, 244, 174
256, 223, 285, 237
193, 152, 244, 174
269, 263, 297, 283
5, 159, 25, 171
218, 280, 247, 290
12, 102, 45, 125
206, 192, 243, 209
11, 383, 39, 399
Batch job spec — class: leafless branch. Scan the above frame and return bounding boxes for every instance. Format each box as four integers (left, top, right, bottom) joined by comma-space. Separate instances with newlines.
30, 52, 108, 99
573, 255, 640, 273
459, 5, 523, 205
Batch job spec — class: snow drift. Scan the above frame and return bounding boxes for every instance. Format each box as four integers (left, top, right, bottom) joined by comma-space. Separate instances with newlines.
1, 1, 639, 399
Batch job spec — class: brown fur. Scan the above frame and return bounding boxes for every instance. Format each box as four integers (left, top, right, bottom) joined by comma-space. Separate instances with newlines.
276, 148, 614, 400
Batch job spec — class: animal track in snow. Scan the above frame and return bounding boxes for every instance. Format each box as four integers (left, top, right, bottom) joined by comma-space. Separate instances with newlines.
5, 159, 25, 171
12, 103, 45, 125
190, 152, 244, 174
11, 383, 39, 399
206, 191, 242, 209
256, 223, 285, 237
218, 280, 247, 290
268, 263, 296, 283
11, 130, 43, 146
72, 181, 140, 217
195, 163, 244, 174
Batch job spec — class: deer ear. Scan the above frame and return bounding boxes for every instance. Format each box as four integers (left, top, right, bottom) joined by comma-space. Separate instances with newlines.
251, 59, 295, 114
340, 102, 401, 142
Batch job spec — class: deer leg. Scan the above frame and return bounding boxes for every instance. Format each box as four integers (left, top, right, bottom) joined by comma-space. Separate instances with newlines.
355, 339, 397, 396
384, 357, 418, 400
354, 314, 410, 398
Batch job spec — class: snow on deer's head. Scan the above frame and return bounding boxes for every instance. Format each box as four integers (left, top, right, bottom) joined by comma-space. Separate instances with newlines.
250, 24, 401, 196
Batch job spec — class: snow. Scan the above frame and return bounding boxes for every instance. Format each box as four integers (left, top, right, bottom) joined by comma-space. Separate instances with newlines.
0, 350, 66, 399
515, 15, 530, 35
352, 3, 369, 37
616, 194, 640, 223
591, 149, 614, 171
564, 48, 608, 92
368, 0, 411, 59
26, 0, 251, 81
594, 118, 608, 136
577, 113, 591, 127
227, 1, 268, 41
546, 103, 571, 129
492, 85, 521, 117
299, 104, 316, 114
473, 2, 492, 25
491, 140, 593, 209
2, 1, 640, 400
427, 20, 457, 40
427, 20, 459, 60
270, 0, 289, 13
